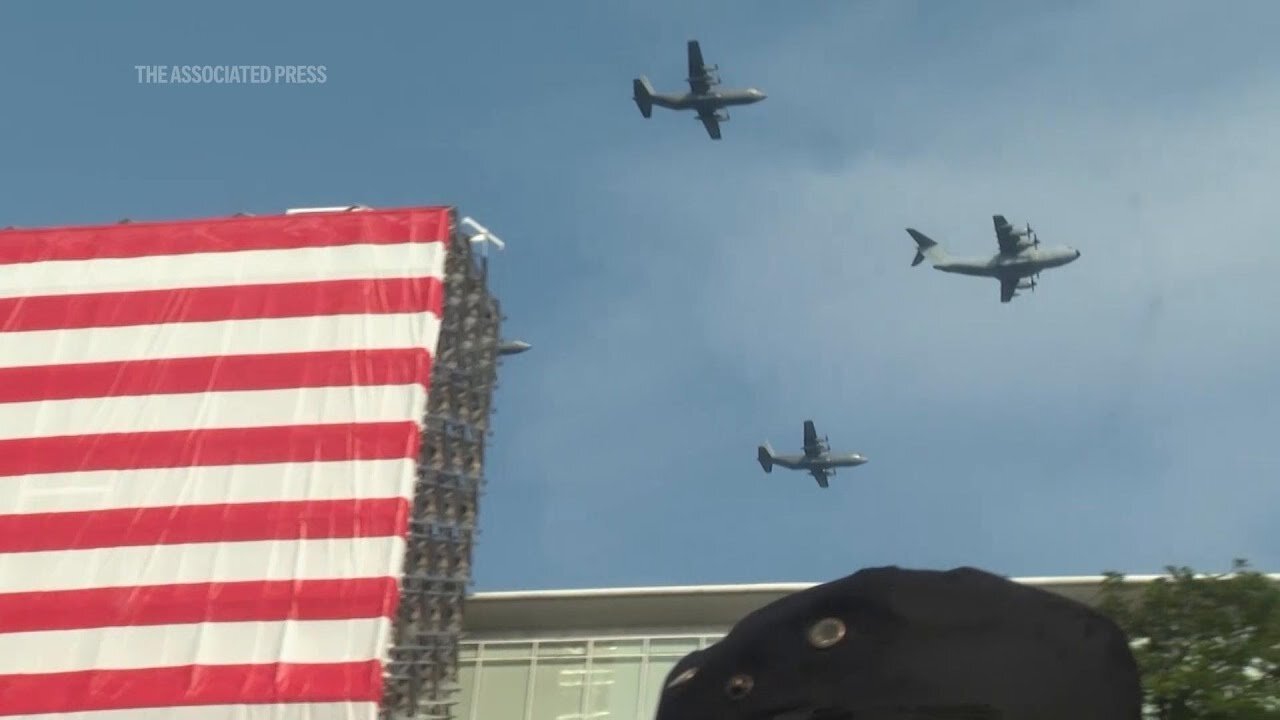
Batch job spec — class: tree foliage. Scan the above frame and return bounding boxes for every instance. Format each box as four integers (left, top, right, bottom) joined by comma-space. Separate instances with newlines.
1097, 559, 1280, 720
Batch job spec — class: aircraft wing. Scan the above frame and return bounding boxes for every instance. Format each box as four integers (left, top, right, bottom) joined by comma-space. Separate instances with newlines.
810, 468, 830, 489
686, 40, 714, 94
993, 214, 1018, 255
1000, 277, 1017, 303
803, 420, 820, 453
697, 110, 722, 140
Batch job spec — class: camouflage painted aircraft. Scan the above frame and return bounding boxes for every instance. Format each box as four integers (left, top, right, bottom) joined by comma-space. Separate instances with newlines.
757, 420, 868, 488
907, 215, 1081, 302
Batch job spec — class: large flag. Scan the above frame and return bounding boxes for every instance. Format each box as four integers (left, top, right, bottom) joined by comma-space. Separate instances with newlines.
0, 207, 450, 718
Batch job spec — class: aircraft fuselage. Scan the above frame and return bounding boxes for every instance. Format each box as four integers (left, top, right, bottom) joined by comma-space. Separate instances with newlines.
771, 452, 869, 471
933, 245, 1081, 279
649, 89, 767, 113
808, 453, 869, 470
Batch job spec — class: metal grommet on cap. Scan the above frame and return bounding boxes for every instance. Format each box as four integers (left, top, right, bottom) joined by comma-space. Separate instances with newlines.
725, 673, 754, 700
807, 617, 847, 648
665, 667, 697, 690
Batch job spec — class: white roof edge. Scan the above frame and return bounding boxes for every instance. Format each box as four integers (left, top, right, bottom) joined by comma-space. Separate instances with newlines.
284, 205, 372, 214
469, 573, 1280, 601
471, 583, 815, 601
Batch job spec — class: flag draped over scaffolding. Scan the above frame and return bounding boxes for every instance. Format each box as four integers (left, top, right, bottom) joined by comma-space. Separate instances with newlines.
0, 207, 450, 719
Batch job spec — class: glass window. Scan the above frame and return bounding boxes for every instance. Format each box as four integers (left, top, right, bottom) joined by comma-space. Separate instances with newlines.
474, 660, 530, 720
591, 638, 645, 657
482, 641, 535, 660
531, 658, 586, 718
456, 662, 477, 720
459, 643, 479, 661
638, 657, 680, 720
536, 640, 588, 657
647, 637, 699, 656
584, 657, 643, 719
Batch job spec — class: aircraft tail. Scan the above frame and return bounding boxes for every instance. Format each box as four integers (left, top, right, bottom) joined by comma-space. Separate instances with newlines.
632, 76, 655, 118
757, 443, 774, 473
906, 228, 948, 267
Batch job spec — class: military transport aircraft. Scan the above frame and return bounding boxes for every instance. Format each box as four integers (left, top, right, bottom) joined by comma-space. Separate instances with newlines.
632, 40, 766, 140
906, 215, 1082, 303
757, 420, 868, 488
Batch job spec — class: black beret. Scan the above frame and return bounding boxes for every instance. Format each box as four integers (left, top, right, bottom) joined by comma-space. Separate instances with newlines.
655, 566, 1141, 720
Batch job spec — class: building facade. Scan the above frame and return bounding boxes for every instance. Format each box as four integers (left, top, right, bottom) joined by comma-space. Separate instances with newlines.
458, 633, 721, 720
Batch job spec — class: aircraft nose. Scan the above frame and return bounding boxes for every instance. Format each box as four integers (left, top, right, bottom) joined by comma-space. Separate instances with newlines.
1074, 249, 1081, 258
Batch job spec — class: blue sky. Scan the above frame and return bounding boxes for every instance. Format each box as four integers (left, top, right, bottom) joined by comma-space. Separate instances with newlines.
2, 0, 1278, 590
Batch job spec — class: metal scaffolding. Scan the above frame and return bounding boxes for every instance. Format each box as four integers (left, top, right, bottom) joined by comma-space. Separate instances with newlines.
381, 217, 502, 720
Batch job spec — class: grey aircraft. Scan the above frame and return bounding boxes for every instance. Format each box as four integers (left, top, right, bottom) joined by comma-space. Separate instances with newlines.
757, 420, 868, 489
632, 40, 766, 140
906, 215, 1082, 303
496, 339, 531, 356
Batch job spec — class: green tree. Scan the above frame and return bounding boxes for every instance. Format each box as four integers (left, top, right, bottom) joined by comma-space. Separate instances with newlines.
1097, 559, 1280, 720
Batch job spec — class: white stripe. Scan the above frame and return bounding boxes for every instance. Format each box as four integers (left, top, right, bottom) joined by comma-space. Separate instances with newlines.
0, 313, 441, 369
0, 385, 428, 441
0, 242, 445, 299
0, 618, 390, 674
5, 703, 378, 720
1, 460, 417, 515
0, 537, 406, 594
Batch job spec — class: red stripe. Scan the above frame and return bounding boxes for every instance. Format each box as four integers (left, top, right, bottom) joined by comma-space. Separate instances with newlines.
0, 661, 382, 715
0, 349, 434, 404
0, 578, 401, 633
0, 276, 444, 333
0, 206, 450, 265
0, 497, 409, 553
0, 422, 421, 477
